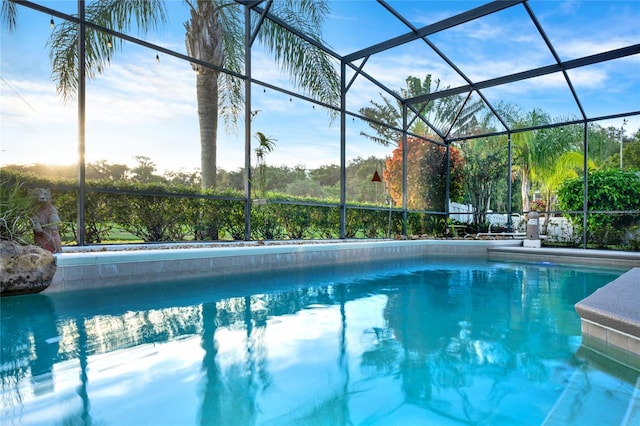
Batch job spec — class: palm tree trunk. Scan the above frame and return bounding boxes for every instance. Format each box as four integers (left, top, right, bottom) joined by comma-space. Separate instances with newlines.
521, 169, 530, 213
185, 1, 224, 190
196, 71, 220, 189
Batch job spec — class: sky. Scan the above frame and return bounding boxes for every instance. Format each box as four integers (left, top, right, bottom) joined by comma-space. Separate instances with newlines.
1, 0, 639, 175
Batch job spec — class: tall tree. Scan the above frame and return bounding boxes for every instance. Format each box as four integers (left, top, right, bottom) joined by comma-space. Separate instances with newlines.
359, 75, 485, 146
87, 160, 130, 181
501, 107, 551, 213
536, 151, 588, 215
587, 124, 620, 166
4, 0, 339, 189
531, 123, 587, 217
384, 136, 464, 211
253, 131, 276, 198
609, 129, 640, 170
460, 137, 507, 225
131, 155, 162, 183
360, 75, 479, 211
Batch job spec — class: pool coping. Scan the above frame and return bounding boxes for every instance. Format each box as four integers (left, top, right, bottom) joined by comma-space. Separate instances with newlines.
50, 239, 521, 292
575, 268, 640, 370
488, 246, 640, 269
50, 241, 640, 292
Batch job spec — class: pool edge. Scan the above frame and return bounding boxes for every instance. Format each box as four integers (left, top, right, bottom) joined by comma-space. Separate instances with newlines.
575, 268, 640, 370
50, 239, 519, 292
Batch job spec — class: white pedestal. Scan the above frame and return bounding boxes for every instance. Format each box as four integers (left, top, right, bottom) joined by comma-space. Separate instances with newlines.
523, 239, 541, 248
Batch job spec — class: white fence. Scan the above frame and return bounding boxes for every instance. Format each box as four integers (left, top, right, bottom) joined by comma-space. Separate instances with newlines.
448, 201, 522, 229
448, 201, 474, 224
544, 217, 574, 242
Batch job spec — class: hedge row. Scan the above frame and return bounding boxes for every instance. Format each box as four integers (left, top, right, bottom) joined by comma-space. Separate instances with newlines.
54, 191, 412, 243
4, 171, 449, 243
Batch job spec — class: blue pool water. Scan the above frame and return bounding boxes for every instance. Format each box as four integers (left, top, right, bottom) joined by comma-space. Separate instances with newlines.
1, 257, 637, 425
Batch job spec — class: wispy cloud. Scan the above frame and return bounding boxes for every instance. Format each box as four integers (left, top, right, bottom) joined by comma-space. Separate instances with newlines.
555, 37, 640, 59
87, 53, 196, 122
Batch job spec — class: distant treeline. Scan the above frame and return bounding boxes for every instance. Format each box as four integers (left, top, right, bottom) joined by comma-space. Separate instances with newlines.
1, 155, 389, 204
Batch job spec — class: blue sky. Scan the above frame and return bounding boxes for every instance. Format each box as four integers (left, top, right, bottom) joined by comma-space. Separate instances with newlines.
1, 0, 638, 174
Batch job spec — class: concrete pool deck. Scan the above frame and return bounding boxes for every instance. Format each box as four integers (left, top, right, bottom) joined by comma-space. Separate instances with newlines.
49, 239, 639, 371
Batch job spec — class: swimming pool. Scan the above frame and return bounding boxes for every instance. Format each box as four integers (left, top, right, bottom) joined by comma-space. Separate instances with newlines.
1, 257, 638, 425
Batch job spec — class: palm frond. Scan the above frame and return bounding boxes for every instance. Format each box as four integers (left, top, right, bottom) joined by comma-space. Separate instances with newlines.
255, 131, 277, 152
1, 0, 17, 31
215, 0, 245, 129
359, 131, 401, 147
361, 74, 485, 144
537, 151, 589, 195
359, 96, 402, 145
47, 0, 166, 102
256, 0, 340, 109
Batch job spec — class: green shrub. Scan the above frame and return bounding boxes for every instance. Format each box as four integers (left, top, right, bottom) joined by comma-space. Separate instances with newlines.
0, 173, 38, 244
349, 208, 389, 238
406, 212, 427, 235
50, 189, 78, 242
251, 203, 286, 240
278, 204, 313, 239
218, 199, 247, 240
110, 183, 203, 242
309, 205, 339, 238
558, 169, 640, 247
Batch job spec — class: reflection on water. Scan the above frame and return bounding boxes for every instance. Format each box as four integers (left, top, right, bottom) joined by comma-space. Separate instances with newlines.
0, 258, 636, 425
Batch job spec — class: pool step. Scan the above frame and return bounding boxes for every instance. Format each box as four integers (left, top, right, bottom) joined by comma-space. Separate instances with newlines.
542, 370, 639, 426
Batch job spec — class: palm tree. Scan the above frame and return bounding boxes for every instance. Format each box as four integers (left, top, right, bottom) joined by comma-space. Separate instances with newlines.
360, 75, 484, 212
253, 131, 276, 198
3, 0, 339, 189
535, 151, 589, 215
531, 124, 586, 215
359, 74, 485, 145
503, 108, 551, 213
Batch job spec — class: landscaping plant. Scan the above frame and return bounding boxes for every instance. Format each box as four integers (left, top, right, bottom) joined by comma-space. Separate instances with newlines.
558, 169, 640, 247
0, 174, 37, 244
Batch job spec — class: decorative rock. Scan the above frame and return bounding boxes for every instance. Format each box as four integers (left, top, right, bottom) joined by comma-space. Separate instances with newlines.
0, 241, 56, 296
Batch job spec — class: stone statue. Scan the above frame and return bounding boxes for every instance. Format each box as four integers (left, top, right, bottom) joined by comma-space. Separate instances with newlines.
31, 188, 62, 253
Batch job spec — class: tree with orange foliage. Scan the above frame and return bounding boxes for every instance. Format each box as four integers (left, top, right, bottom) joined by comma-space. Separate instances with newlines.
384, 136, 464, 211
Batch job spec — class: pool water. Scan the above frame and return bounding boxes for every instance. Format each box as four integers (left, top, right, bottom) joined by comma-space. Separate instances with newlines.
1, 257, 637, 425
